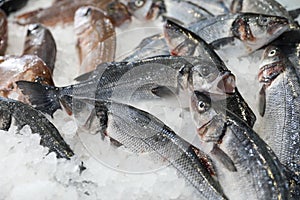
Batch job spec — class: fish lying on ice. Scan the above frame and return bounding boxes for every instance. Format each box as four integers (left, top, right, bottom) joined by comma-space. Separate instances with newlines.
74, 6, 116, 74
190, 90, 290, 200
0, 96, 74, 159
22, 24, 57, 73
258, 45, 300, 175
163, 19, 256, 127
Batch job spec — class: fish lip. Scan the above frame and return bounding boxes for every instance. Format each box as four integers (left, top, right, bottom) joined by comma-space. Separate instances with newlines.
267, 18, 289, 35
258, 62, 284, 83
197, 119, 212, 137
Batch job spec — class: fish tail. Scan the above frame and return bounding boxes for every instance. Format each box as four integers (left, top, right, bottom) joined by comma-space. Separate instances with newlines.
16, 81, 61, 117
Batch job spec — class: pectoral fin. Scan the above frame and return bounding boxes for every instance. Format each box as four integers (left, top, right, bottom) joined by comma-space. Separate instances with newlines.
211, 144, 237, 172
259, 85, 266, 117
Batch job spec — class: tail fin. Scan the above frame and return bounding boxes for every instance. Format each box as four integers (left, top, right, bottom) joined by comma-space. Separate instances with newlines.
16, 81, 61, 117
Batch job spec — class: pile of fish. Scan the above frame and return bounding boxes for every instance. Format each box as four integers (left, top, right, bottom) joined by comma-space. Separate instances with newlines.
0, 0, 300, 199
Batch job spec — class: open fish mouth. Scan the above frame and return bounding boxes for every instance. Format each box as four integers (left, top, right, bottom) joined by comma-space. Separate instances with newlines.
258, 61, 285, 84
197, 120, 212, 137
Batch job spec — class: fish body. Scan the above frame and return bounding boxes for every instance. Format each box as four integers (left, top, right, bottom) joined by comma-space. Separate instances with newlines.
23, 24, 57, 73
163, 19, 256, 127
188, 13, 289, 57
258, 46, 300, 174
0, 96, 74, 159
75, 6, 116, 74
16, 0, 131, 27
190, 91, 290, 200
0, 55, 54, 100
0, 9, 7, 56
77, 98, 228, 199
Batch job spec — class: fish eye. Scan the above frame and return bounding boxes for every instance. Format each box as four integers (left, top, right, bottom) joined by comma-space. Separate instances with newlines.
257, 16, 269, 26
197, 101, 209, 113
268, 49, 277, 57
135, 0, 145, 8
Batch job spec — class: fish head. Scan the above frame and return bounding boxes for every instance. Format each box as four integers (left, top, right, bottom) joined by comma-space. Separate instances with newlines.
258, 45, 285, 84
190, 91, 226, 143
106, 2, 131, 27
231, 13, 289, 52
127, 0, 165, 20
74, 6, 96, 34
190, 59, 236, 94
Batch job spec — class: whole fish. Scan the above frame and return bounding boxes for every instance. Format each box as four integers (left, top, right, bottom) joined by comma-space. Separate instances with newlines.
76, 98, 228, 199
190, 90, 290, 200
163, 19, 256, 127
0, 0, 28, 15
188, 13, 289, 57
16, 56, 235, 116
16, 0, 131, 27
23, 24, 57, 73
74, 6, 116, 74
0, 55, 54, 100
258, 45, 300, 174
0, 9, 7, 56
122, 34, 169, 62
230, 0, 294, 23
0, 96, 74, 159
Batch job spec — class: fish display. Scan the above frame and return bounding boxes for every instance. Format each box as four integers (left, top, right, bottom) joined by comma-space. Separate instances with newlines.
0, 96, 74, 159
258, 45, 300, 174
190, 91, 290, 200
1, 0, 300, 199
74, 6, 116, 74
23, 23, 57, 73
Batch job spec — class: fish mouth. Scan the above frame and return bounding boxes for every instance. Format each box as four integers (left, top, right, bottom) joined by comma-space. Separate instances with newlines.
146, 0, 165, 20
258, 62, 285, 84
267, 17, 289, 35
197, 120, 212, 137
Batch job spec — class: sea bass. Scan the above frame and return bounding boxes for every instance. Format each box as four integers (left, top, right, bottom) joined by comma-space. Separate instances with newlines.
258, 45, 300, 174
163, 19, 256, 127
0, 96, 74, 159
16, 56, 235, 116
76, 98, 228, 199
74, 6, 116, 74
23, 24, 57, 73
190, 90, 290, 200
188, 13, 289, 57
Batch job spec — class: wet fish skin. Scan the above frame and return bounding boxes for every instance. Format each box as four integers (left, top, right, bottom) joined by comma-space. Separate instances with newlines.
188, 13, 289, 56
190, 91, 290, 200
16, 0, 130, 27
77, 98, 228, 199
0, 55, 54, 101
0, 96, 74, 159
258, 45, 300, 175
74, 6, 116, 74
23, 24, 57, 73
0, 9, 7, 56
126, 0, 165, 20
163, 19, 256, 127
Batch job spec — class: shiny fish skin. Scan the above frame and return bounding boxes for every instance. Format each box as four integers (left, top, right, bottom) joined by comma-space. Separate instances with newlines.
163, 20, 256, 127
188, 13, 289, 57
23, 24, 57, 73
74, 6, 116, 74
258, 46, 300, 174
78, 99, 228, 200
0, 55, 54, 101
0, 96, 74, 159
16, 0, 131, 27
190, 91, 290, 200
0, 9, 7, 56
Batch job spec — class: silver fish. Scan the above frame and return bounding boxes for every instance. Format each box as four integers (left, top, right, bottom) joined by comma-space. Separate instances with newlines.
0, 96, 74, 159
188, 13, 289, 57
163, 19, 256, 127
190, 90, 290, 200
76, 98, 228, 199
258, 45, 300, 175
23, 23, 57, 73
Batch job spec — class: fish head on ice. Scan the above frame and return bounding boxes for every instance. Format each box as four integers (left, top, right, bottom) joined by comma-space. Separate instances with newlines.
105, 1, 132, 26
231, 13, 289, 53
190, 90, 227, 144
258, 45, 285, 85
126, 0, 165, 20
